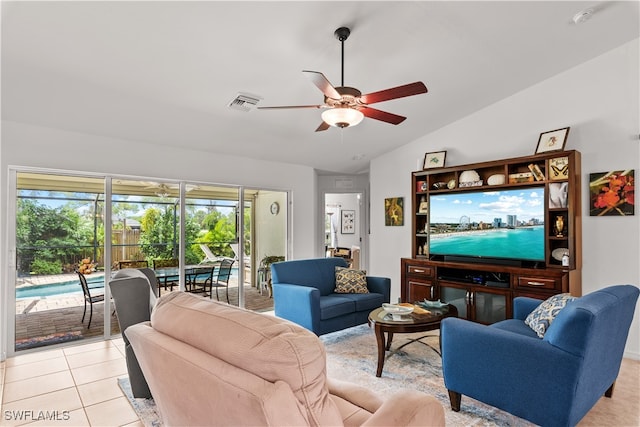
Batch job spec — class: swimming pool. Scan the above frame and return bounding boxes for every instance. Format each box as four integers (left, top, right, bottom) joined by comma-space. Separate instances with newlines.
16, 274, 105, 299
16, 268, 240, 299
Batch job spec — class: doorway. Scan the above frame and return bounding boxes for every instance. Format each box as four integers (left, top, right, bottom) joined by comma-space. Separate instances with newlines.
324, 192, 365, 270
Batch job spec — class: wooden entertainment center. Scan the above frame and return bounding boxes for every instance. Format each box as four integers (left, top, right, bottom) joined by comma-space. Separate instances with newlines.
401, 150, 581, 324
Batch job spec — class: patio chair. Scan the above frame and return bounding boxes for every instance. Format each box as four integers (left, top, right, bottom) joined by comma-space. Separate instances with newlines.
193, 258, 235, 302
118, 260, 149, 269
199, 244, 221, 264
76, 271, 105, 329
152, 258, 179, 291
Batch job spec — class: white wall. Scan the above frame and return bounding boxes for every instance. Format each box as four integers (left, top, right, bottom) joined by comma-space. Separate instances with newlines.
254, 190, 287, 262
370, 39, 640, 358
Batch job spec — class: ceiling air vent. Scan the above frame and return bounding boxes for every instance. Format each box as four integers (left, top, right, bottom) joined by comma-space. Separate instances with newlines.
228, 92, 262, 112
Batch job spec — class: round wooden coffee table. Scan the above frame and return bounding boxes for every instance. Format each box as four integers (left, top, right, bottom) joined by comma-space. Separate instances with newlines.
368, 304, 457, 377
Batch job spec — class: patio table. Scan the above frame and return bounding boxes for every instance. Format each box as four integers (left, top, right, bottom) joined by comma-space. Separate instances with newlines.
154, 264, 219, 292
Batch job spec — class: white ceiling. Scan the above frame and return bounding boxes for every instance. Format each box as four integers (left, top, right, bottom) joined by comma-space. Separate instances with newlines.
2, 1, 638, 174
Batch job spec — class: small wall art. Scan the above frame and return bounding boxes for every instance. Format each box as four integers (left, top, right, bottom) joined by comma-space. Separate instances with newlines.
423, 151, 446, 169
535, 127, 570, 154
384, 197, 404, 226
589, 170, 634, 216
341, 210, 355, 234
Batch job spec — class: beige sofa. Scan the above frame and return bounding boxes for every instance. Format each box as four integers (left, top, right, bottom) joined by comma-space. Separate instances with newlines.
126, 292, 445, 426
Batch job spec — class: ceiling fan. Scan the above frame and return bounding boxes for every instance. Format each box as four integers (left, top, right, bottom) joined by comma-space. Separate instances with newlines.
258, 27, 428, 132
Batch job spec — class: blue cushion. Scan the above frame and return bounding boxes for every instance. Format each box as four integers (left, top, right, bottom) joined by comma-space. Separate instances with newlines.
329, 292, 384, 312
319, 295, 355, 320
491, 319, 540, 339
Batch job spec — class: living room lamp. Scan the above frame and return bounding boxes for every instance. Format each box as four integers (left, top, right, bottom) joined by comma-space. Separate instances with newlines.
321, 106, 364, 128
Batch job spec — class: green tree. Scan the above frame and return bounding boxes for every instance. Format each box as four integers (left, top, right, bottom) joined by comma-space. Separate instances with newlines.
16, 199, 93, 274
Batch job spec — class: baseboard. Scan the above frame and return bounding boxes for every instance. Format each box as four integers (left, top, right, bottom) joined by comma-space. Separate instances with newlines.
623, 351, 640, 361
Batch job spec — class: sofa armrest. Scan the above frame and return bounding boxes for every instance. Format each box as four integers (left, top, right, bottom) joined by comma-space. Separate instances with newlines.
513, 296, 543, 320
441, 317, 581, 414
272, 283, 321, 333
362, 391, 444, 427
366, 276, 391, 303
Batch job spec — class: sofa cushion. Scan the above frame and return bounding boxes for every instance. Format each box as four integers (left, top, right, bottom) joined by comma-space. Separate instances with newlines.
330, 292, 385, 312
334, 267, 369, 294
320, 295, 356, 320
525, 293, 577, 338
150, 292, 342, 426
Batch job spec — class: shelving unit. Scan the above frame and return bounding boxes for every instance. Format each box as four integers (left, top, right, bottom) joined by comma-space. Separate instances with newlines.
402, 150, 582, 324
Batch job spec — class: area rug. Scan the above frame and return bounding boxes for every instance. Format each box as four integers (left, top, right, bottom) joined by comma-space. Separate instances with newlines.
119, 324, 534, 426
14, 331, 82, 350
118, 378, 163, 427
321, 324, 535, 426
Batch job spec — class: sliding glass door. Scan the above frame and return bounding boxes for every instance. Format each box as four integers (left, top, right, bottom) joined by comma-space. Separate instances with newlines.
8, 169, 288, 354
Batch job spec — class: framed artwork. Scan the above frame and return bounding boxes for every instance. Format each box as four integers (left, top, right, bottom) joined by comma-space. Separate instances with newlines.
341, 210, 355, 234
423, 151, 447, 169
589, 170, 634, 216
535, 127, 570, 154
384, 197, 404, 226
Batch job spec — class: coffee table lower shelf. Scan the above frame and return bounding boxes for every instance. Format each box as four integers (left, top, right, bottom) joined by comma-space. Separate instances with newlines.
367, 304, 457, 377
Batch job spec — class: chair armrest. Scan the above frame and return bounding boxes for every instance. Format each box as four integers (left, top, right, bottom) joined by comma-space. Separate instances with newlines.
362, 391, 445, 427
441, 317, 581, 410
513, 296, 543, 320
366, 276, 391, 303
272, 283, 321, 333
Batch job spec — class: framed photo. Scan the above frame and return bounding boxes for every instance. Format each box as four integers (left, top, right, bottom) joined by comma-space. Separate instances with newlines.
535, 127, 570, 154
341, 210, 355, 234
589, 170, 634, 216
384, 197, 404, 226
423, 151, 447, 169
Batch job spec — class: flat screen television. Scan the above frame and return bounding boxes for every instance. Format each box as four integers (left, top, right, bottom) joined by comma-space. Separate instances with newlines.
428, 187, 546, 266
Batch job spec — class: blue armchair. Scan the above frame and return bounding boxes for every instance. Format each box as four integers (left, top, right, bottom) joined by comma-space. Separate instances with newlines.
441, 285, 639, 427
271, 258, 390, 335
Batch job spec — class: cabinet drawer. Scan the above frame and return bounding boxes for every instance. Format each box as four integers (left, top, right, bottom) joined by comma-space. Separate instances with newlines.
407, 265, 434, 277
517, 275, 560, 290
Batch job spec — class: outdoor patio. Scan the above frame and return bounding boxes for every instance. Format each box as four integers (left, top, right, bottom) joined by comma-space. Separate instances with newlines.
14, 278, 274, 351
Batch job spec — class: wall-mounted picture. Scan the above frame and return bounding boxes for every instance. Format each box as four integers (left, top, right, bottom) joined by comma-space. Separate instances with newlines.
589, 170, 634, 216
535, 127, 570, 154
341, 210, 355, 234
384, 197, 404, 226
423, 151, 447, 169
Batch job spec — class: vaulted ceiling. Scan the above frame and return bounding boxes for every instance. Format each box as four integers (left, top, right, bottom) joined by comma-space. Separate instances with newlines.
2, 1, 638, 174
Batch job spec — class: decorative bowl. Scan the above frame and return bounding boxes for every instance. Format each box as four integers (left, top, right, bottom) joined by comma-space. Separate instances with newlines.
382, 303, 414, 319
420, 299, 447, 308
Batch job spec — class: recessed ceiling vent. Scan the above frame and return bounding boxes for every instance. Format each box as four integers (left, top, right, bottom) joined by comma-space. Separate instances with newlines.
228, 92, 262, 112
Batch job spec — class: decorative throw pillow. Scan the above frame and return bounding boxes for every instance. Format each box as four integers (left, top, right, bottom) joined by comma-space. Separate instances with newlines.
334, 267, 369, 294
525, 293, 577, 338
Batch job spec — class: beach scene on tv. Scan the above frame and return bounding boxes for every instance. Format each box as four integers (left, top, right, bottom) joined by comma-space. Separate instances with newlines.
429, 188, 545, 262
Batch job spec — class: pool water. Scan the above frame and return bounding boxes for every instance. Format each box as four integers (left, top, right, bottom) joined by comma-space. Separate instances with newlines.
16, 268, 239, 299
16, 274, 105, 299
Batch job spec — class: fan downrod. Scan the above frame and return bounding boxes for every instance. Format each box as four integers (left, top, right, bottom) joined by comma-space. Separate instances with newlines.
334, 27, 350, 41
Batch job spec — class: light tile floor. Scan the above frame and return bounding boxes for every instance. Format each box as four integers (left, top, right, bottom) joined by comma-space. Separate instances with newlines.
1, 339, 141, 427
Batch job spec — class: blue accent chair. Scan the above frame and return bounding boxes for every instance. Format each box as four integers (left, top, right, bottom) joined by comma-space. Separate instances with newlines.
271, 258, 391, 335
441, 285, 639, 427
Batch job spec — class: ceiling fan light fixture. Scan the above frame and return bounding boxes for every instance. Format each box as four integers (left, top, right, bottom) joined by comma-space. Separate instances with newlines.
322, 107, 364, 128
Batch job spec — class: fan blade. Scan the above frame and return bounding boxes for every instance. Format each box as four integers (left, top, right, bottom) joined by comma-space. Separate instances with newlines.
257, 105, 323, 110
360, 82, 427, 105
303, 70, 341, 100
315, 121, 330, 132
359, 106, 406, 125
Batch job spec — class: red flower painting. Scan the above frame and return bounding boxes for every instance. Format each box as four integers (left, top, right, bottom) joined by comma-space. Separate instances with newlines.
589, 170, 635, 216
